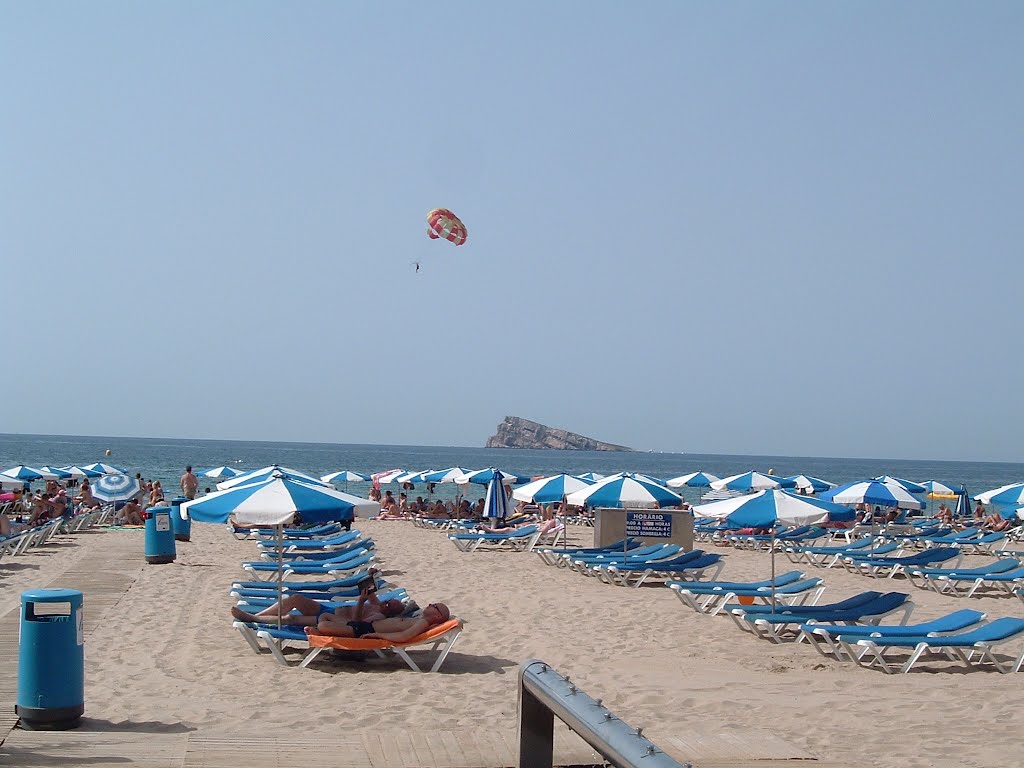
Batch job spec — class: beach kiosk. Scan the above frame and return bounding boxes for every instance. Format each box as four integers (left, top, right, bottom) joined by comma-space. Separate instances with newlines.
16, 588, 85, 730
144, 505, 177, 564
593, 508, 694, 551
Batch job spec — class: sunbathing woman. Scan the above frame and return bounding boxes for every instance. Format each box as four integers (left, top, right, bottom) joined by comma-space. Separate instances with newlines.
982, 512, 1013, 532
231, 590, 405, 627
316, 602, 451, 641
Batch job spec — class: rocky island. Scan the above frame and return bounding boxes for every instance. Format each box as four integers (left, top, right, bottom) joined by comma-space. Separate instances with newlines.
485, 416, 631, 452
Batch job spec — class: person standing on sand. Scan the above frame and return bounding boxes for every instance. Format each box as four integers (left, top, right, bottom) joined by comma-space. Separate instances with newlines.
180, 466, 199, 500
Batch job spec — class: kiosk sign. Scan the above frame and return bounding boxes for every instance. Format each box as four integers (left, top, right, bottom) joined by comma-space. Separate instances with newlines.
625, 511, 673, 538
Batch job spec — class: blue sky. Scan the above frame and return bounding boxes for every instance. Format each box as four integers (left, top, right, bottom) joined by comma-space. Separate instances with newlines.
1, 3, 1021, 461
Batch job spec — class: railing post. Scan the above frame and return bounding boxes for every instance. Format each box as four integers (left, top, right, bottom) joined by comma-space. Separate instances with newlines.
518, 666, 554, 768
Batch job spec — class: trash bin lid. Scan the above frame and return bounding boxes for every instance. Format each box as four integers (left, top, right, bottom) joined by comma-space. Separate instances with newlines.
170, 496, 189, 504
22, 588, 83, 603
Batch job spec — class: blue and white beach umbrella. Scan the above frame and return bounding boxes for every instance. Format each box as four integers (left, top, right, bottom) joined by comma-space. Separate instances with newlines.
986, 485, 1024, 508
574, 472, 606, 483
565, 473, 682, 509
92, 474, 142, 503
921, 480, 960, 497
183, 474, 380, 526
711, 471, 795, 493
784, 475, 834, 494
821, 480, 924, 511
482, 472, 511, 520
975, 483, 1024, 505
666, 471, 721, 489
693, 489, 851, 530
1, 465, 43, 482
35, 466, 73, 480
320, 470, 371, 484
421, 467, 470, 484
83, 462, 128, 475
512, 474, 594, 505
872, 476, 927, 495
62, 465, 104, 479
455, 468, 531, 486
201, 466, 245, 480
217, 465, 328, 491
371, 468, 407, 485
954, 485, 972, 519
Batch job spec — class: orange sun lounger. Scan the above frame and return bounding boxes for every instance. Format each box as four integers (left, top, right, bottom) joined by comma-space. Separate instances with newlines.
296, 619, 465, 672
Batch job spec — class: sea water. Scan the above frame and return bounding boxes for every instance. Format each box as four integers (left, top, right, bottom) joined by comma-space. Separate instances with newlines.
1, 433, 1021, 506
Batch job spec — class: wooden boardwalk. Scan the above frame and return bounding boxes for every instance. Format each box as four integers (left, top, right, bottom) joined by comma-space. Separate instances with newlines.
0, 529, 847, 768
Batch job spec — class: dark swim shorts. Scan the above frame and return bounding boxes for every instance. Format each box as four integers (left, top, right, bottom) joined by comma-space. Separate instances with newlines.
346, 620, 374, 637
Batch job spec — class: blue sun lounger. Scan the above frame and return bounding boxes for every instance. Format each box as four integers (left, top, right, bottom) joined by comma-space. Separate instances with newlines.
241, 550, 376, 580
670, 574, 825, 615
799, 608, 988, 660
568, 544, 682, 573
846, 617, 1024, 673
535, 538, 642, 566
904, 558, 1024, 597
843, 547, 962, 578
783, 539, 896, 568
262, 538, 374, 562
233, 587, 408, 613
256, 529, 361, 553
232, 570, 378, 592
447, 525, 542, 552
592, 550, 724, 587
728, 591, 913, 642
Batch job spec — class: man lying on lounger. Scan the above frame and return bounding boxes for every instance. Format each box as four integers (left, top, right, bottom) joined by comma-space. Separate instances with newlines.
230, 584, 405, 628
315, 602, 451, 642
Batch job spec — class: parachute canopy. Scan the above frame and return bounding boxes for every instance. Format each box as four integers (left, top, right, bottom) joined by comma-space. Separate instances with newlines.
426, 208, 467, 246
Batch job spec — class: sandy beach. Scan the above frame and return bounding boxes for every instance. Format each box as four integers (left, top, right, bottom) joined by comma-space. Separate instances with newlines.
2, 519, 1023, 768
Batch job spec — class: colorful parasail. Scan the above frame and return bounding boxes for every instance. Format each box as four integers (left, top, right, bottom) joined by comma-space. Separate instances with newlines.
426, 208, 468, 246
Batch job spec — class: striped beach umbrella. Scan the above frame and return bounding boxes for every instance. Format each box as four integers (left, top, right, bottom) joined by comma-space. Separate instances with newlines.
200, 466, 244, 479
35, 466, 73, 480
820, 480, 925, 510
986, 485, 1024, 508
872, 476, 927, 495
482, 472, 511, 520
455, 468, 531, 486
565, 473, 682, 509
921, 480, 960, 497
601, 472, 669, 487
218, 465, 327, 491
711, 471, 795, 493
83, 462, 128, 475
666, 471, 721, 489
1, 465, 43, 482
785, 475, 834, 494
512, 474, 594, 504
370, 468, 407, 486
574, 472, 606, 483
320, 470, 370, 484
92, 474, 141, 503
975, 483, 1024, 504
61, 466, 104, 479
183, 473, 379, 526
422, 467, 470, 484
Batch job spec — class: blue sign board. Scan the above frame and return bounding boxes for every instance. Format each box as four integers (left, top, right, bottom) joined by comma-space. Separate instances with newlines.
625, 511, 673, 538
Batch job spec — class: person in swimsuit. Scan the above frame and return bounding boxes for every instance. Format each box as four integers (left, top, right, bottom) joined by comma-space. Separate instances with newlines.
230, 591, 405, 627
316, 602, 451, 641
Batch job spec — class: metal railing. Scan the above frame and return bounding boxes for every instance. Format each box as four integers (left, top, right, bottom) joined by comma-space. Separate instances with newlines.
518, 659, 689, 768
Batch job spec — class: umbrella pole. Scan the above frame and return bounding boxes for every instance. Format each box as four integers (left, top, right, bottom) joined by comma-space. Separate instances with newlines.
276, 525, 284, 637
770, 528, 777, 612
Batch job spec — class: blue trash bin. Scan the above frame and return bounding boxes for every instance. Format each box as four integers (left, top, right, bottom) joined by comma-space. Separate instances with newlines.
16, 588, 84, 730
144, 506, 176, 564
169, 496, 191, 542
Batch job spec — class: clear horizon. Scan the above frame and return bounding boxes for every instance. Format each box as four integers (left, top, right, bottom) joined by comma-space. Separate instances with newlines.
3, 3, 1022, 462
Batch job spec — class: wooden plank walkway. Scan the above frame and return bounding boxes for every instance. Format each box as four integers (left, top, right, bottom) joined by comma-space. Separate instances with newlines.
0, 529, 848, 768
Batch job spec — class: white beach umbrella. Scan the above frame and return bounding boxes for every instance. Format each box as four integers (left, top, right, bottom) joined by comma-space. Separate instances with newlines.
976, 483, 1024, 505
921, 480, 960, 497
83, 462, 128, 475
62, 465, 104, 479
370, 468, 407, 485
320, 470, 371, 484
92, 474, 142, 503
872, 476, 927, 495
421, 467, 470, 484
200, 466, 245, 479
711, 471, 795, 493
785, 475, 835, 494
35, 466, 73, 481
820, 480, 924, 510
574, 472, 606, 483
1, 465, 44, 482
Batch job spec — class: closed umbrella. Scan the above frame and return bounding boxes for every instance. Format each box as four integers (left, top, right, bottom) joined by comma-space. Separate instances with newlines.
692, 489, 852, 608
92, 474, 142, 504
482, 472, 510, 521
